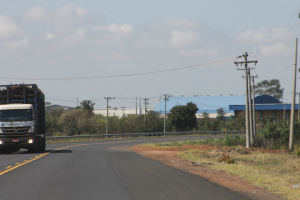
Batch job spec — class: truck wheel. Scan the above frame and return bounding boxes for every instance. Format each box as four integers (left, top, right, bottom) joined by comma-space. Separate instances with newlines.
40, 137, 46, 153
28, 146, 36, 153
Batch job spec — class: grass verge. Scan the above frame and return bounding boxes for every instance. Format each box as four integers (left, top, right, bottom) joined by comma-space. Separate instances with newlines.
139, 136, 300, 200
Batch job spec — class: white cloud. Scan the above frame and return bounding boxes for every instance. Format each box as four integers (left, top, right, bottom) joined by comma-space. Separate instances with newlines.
50, 4, 86, 25
5, 37, 29, 49
236, 27, 294, 44
22, 6, 47, 23
150, 18, 200, 32
22, 4, 87, 25
133, 18, 203, 50
258, 43, 290, 56
0, 15, 20, 40
74, 28, 86, 38
63, 28, 86, 44
45, 33, 56, 40
170, 30, 199, 47
93, 24, 133, 34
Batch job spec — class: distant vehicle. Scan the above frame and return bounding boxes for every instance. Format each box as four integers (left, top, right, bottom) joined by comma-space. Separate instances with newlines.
0, 84, 46, 153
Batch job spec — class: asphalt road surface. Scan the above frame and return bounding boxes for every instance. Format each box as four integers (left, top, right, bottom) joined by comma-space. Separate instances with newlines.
0, 136, 250, 200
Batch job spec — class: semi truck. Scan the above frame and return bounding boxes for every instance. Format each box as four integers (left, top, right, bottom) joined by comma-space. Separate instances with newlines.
0, 84, 46, 153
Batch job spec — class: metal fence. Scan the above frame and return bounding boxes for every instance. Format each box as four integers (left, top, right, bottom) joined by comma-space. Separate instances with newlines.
46, 131, 245, 143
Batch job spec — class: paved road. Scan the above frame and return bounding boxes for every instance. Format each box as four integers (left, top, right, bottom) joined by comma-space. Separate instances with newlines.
0, 136, 250, 200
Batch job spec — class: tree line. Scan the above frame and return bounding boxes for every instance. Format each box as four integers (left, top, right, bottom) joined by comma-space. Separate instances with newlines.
46, 79, 299, 149
45, 100, 245, 136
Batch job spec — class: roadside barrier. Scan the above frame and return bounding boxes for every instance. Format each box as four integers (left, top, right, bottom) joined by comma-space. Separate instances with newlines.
46, 131, 245, 143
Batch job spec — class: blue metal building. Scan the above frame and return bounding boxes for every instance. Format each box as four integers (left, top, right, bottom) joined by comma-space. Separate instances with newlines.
154, 95, 284, 119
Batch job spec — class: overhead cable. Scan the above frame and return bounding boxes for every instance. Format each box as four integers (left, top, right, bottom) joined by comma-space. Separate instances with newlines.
1, 57, 235, 81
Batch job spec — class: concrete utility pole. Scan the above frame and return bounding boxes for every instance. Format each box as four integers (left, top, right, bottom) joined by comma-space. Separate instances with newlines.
247, 68, 254, 146
121, 107, 126, 116
289, 38, 298, 151
105, 97, 115, 135
242, 73, 258, 146
135, 97, 138, 115
143, 98, 149, 124
235, 52, 258, 148
139, 97, 142, 115
163, 94, 170, 133
251, 75, 258, 139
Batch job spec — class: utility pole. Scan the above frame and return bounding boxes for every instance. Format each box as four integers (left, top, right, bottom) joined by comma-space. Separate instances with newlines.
235, 52, 258, 148
121, 107, 126, 116
163, 94, 170, 133
139, 97, 142, 115
289, 38, 298, 151
105, 97, 115, 135
135, 96, 138, 115
76, 98, 79, 107
251, 75, 258, 139
243, 72, 257, 146
143, 98, 149, 124
247, 68, 254, 146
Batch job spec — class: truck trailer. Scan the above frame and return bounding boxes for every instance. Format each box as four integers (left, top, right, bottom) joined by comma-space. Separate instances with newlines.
0, 84, 46, 153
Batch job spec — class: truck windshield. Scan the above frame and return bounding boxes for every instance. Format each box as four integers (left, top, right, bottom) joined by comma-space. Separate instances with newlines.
0, 109, 33, 121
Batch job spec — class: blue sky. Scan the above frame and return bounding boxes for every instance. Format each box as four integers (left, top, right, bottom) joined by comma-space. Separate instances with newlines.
0, 0, 299, 108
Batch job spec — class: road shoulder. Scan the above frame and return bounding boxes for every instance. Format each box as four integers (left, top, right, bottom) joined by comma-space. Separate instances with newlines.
132, 145, 285, 200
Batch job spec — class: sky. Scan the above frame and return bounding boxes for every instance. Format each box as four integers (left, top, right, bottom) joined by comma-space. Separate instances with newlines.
0, 0, 299, 109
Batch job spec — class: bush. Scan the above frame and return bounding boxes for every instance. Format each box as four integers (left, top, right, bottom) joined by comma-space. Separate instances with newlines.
224, 135, 245, 146
218, 154, 235, 164
296, 147, 300, 156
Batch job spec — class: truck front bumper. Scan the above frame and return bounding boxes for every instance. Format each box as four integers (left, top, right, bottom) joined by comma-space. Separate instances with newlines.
0, 134, 37, 149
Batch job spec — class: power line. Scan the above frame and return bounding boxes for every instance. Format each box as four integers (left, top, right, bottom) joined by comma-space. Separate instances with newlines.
0, 57, 235, 81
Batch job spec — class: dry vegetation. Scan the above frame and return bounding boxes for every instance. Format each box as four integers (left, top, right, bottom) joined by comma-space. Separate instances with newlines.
136, 139, 300, 200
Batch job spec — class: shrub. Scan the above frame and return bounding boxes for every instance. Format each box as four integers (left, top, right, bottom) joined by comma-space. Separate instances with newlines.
218, 154, 235, 164
224, 135, 245, 146
296, 147, 300, 156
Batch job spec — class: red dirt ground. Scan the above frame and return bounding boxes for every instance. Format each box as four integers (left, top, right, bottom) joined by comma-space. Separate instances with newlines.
132, 145, 285, 200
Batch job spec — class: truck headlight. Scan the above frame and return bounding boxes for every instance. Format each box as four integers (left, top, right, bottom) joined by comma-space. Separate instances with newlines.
28, 139, 33, 144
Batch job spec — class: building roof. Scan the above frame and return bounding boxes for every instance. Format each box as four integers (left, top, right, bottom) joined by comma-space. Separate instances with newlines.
253, 95, 281, 104
154, 95, 281, 114
154, 96, 244, 114
230, 104, 298, 111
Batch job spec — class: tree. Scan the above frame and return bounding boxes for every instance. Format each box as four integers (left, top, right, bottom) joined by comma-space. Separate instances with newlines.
254, 79, 284, 100
198, 112, 212, 131
144, 111, 164, 133
45, 107, 64, 136
58, 108, 99, 135
216, 108, 225, 120
80, 100, 95, 115
212, 108, 226, 131
168, 102, 198, 131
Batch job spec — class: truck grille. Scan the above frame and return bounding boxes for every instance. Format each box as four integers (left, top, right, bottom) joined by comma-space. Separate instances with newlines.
1, 127, 30, 134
